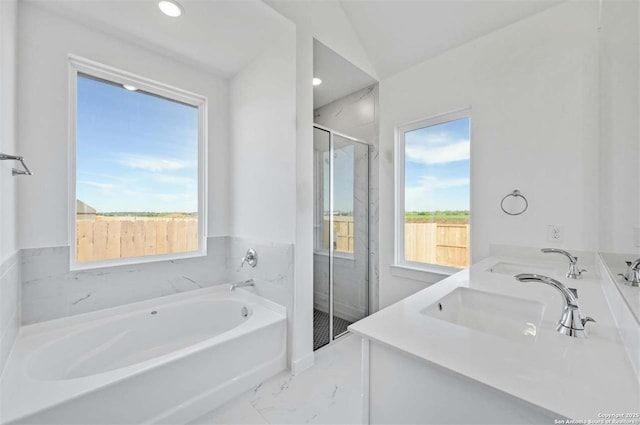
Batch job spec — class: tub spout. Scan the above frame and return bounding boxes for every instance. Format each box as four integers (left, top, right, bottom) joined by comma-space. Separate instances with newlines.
230, 279, 255, 291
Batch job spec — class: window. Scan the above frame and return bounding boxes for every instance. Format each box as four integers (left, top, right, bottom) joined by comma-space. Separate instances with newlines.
396, 109, 470, 273
69, 56, 207, 269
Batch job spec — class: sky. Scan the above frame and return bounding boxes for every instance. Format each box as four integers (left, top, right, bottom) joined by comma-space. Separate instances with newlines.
76, 75, 199, 213
404, 117, 470, 212
323, 144, 355, 214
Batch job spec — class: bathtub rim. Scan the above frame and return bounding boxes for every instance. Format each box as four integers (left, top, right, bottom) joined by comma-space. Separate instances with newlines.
19, 284, 286, 338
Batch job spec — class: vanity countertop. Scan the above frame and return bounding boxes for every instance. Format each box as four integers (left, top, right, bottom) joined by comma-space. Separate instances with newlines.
349, 256, 640, 421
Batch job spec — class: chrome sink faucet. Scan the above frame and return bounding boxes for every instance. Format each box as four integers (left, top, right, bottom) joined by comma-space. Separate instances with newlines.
619, 259, 640, 287
541, 248, 586, 279
515, 274, 595, 338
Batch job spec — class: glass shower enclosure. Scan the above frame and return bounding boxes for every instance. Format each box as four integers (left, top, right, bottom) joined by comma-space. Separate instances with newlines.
313, 125, 369, 350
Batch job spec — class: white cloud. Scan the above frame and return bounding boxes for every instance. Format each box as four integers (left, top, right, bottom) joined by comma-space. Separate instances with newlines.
413, 175, 469, 190
151, 174, 197, 186
78, 180, 116, 190
117, 154, 195, 172
405, 140, 469, 165
405, 176, 470, 211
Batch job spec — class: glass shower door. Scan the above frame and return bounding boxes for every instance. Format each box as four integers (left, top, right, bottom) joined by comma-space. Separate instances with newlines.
313, 126, 369, 350
313, 127, 331, 350
331, 135, 369, 339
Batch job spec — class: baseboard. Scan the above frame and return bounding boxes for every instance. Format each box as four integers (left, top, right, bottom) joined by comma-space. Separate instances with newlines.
291, 351, 314, 375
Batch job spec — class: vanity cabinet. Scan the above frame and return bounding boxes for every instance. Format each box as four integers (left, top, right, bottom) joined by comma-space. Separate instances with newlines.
362, 340, 561, 425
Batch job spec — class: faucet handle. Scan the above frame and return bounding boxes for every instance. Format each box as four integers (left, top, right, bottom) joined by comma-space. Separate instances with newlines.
240, 248, 258, 268
581, 317, 596, 326
568, 288, 578, 299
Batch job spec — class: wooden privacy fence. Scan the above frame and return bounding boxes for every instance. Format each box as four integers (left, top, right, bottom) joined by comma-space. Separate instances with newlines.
76, 217, 198, 262
323, 216, 355, 253
404, 222, 469, 268
323, 216, 469, 268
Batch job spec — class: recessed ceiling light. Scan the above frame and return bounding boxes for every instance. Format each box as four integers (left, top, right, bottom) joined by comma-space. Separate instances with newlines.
123, 84, 138, 91
312, 77, 322, 86
158, 0, 183, 17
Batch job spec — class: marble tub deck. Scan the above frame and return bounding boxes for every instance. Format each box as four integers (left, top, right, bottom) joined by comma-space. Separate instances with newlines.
190, 334, 362, 425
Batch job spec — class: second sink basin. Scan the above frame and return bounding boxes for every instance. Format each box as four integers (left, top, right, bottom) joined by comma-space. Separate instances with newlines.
487, 261, 557, 277
422, 287, 545, 340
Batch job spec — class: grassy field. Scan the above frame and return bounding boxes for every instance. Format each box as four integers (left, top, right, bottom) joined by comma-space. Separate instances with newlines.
97, 212, 197, 218
405, 210, 469, 223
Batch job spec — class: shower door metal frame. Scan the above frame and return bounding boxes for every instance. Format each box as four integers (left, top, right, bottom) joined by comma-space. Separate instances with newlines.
313, 124, 371, 346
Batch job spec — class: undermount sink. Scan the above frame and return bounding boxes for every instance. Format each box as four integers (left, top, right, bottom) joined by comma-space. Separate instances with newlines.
487, 261, 557, 277
422, 287, 545, 339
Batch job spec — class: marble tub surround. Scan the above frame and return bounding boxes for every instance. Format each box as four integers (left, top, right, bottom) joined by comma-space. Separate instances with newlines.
227, 237, 293, 313
0, 251, 20, 376
21, 236, 295, 328
227, 237, 294, 363
21, 237, 228, 324
349, 256, 640, 421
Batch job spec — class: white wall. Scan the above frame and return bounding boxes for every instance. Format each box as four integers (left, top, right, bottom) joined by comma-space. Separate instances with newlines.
0, 0, 20, 382
379, 1, 600, 307
229, 30, 297, 244
228, 26, 300, 367
598, 0, 640, 255
292, 28, 315, 373
16, 2, 230, 249
0, 0, 17, 261
264, 3, 380, 372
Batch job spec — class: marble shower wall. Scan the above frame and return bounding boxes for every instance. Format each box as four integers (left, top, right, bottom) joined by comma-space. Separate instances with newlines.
313, 84, 380, 313
0, 251, 20, 375
21, 237, 294, 329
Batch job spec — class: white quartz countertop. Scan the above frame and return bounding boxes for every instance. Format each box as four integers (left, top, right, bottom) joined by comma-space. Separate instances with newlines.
349, 256, 640, 420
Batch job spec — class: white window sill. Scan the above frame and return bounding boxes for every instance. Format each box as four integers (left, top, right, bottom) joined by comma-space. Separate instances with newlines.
390, 263, 459, 283
70, 249, 208, 271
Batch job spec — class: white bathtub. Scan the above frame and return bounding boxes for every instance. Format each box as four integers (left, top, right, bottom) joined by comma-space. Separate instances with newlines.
0, 285, 287, 424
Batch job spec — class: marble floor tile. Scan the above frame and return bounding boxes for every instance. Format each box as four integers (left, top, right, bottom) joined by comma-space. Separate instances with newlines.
190, 334, 362, 425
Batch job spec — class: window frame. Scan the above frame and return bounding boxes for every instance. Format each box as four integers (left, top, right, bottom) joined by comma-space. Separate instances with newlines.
394, 108, 471, 276
68, 55, 208, 271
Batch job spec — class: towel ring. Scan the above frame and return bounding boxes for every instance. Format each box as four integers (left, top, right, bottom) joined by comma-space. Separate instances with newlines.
501, 190, 528, 216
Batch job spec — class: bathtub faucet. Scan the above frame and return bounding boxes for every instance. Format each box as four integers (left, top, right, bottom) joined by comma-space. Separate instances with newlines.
230, 279, 255, 291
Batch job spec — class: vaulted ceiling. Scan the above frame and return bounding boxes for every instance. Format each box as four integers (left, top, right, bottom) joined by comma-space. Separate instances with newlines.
28, 0, 565, 81
338, 0, 563, 79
